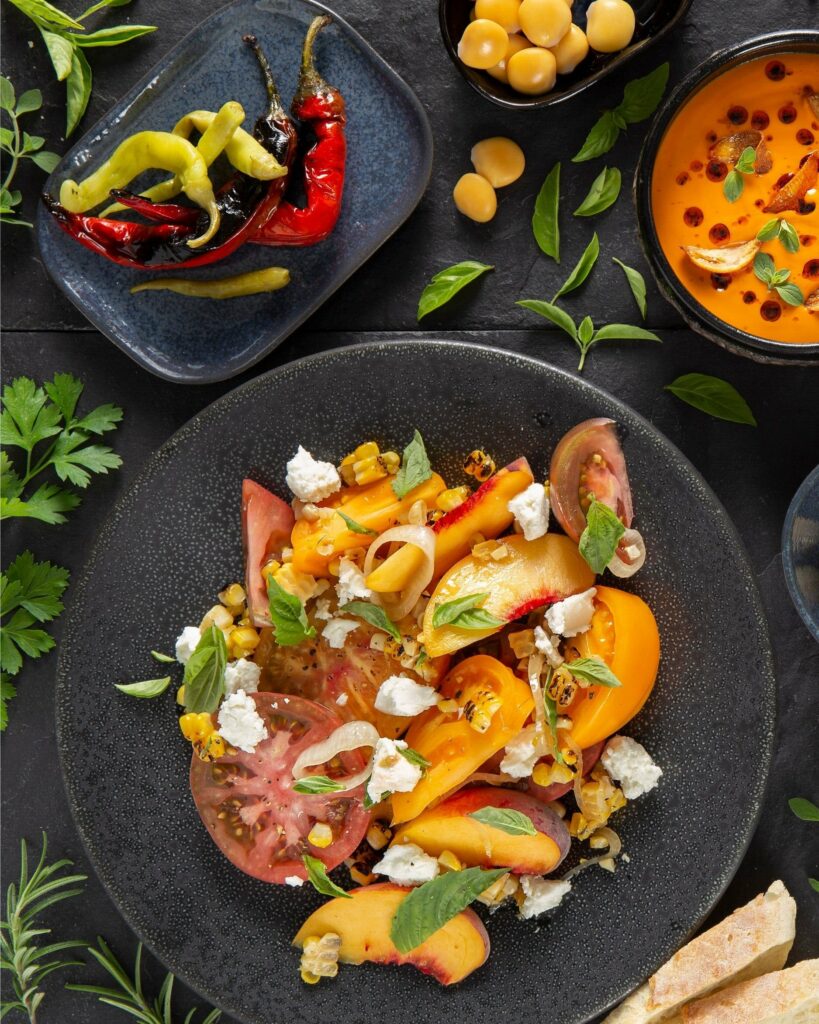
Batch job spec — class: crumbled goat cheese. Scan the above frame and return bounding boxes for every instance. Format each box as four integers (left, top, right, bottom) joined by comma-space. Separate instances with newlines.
174, 625, 201, 664
372, 843, 440, 887
335, 558, 372, 606
223, 657, 261, 696
601, 735, 663, 799
285, 445, 341, 503
519, 877, 571, 919
533, 626, 564, 668
544, 587, 597, 637
335, 692, 349, 706
508, 482, 550, 541
374, 675, 439, 717
313, 597, 333, 621
366, 739, 422, 804
500, 725, 540, 779
284, 875, 304, 886
322, 617, 359, 649
217, 690, 267, 753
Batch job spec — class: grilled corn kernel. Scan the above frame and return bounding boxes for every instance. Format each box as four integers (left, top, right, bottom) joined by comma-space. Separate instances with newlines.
218, 582, 246, 611
274, 563, 319, 603
300, 933, 341, 981
366, 823, 392, 851
308, 823, 334, 849
437, 698, 460, 715
477, 872, 519, 907
179, 712, 213, 743
348, 864, 375, 886
463, 449, 496, 481
438, 850, 463, 872
229, 625, 260, 659
569, 812, 595, 840
200, 603, 234, 632
532, 760, 574, 787
176, 685, 186, 706
301, 969, 321, 985
463, 689, 503, 733
436, 486, 470, 512
339, 441, 399, 486
198, 733, 225, 761
261, 559, 281, 583
589, 831, 611, 850
508, 629, 535, 658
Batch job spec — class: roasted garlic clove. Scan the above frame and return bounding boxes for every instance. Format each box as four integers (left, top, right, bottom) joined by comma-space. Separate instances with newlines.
682, 239, 762, 273
764, 151, 818, 213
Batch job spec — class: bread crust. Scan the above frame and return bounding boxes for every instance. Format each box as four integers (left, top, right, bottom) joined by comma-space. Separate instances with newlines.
681, 959, 819, 1024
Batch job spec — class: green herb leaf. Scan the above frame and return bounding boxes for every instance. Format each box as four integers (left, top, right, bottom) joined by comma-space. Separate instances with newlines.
40, 29, 75, 80
579, 499, 625, 574
591, 323, 661, 343
30, 150, 60, 172
1, 675, 17, 731
303, 854, 351, 899
574, 167, 621, 217
468, 807, 537, 836
336, 510, 377, 535
778, 220, 800, 253
268, 576, 316, 647
390, 867, 507, 953
566, 656, 622, 688
542, 688, 564, 765
775, 282, 803, 307
15, 89, 42, 115
573, 109, 621, 163
398, 745, 431, 770
532, 162, 560, 261
0, 76, 15, 112
114, 676, 171, 698
516, 299, 577, 339
665, 373, 757, 426
183, 625, 227, 713
735, 146, 757, 174
150, 649, 175, 663
72, 23, 156, 46
553, 233, 599, 301
341, 601, 401, 642
788, 797, 819, 822
612, 258, 647, 319
392, 429, 432, 498
74, 402, 123, 435
617, 63, 670, 123
293, 775, 344, 794
578, 315, 594, 343
810, 878, 819, 893
723, 169, 744, 203
753, 251, 776, 284
0, 483, 81, 524
7, 0, 84, 30
1, 552, 69, 686
432, 593, 503, 630
417, 261, 493, 320
756, 218, 781, 242
65, 47, 92, 137
415, 648, 428, 668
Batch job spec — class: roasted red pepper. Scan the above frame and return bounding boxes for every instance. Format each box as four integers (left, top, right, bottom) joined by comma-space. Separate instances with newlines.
107, 190, 202, 226
252, 16, 346, 247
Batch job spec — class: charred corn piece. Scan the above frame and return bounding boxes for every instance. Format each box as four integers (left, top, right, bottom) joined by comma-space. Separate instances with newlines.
179, 711, 214, 743
229, 625, 260, 659
307, 823, 333, 849
436, 486, 470, 512
463, 688, 503, 733
218, 582, 246, 613
273, 563, 320, 603
299, 933, 341, 982
366, 822, 392, 851
339, 442, 400, 485
463, 449, 496, 481
199, 603, 234, 632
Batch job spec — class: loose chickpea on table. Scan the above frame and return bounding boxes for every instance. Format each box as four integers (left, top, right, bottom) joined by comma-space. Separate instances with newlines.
453, 137, 526, 222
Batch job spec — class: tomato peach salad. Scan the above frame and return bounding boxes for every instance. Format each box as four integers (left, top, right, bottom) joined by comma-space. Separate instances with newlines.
153, 420, 662, 986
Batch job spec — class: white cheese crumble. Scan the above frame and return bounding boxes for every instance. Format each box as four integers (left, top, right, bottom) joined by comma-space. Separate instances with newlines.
284, 875, 304, 887
544, 587, 597, 637
174, 625, 201, 665
533, 626, 564, 668
313, 597, 333, 621
335, 692, 349, 707
223, 657, 261, 696
217, 689, 267, 753
519, 877, 571, 919
374, 675, 439, 717
335, 558, 372, 606
366, 738, 423, 804
285, 445, 341, 503
322, 617, 359, 649
601, 735, 663, 799
372, 842, 440, 887
500, 725, 540, 779
508, 482, 550, 541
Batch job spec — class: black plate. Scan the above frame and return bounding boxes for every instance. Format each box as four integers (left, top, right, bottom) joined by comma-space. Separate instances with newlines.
56, 341, 775, 1024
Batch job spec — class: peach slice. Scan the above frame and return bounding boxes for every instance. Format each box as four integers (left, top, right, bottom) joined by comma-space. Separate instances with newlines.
366, 457, 535, 594
422, 533, 594, 658
292, 883, 490, 986
392, 786, 570, 874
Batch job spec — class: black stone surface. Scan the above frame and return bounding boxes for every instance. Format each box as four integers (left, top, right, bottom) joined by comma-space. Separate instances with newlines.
2, 0, 819, 1020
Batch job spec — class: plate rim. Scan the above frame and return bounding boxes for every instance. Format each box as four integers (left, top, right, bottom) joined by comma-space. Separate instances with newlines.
781, 462, 819, 643
34, 0, 434, 386
55, 338, 777, 1023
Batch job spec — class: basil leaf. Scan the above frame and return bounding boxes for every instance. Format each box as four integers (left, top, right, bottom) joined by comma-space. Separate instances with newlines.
72, 23, 156, 46
788, 797, 819, 822
617, 63, 669, 123
150, 649, 175, 663
303, 855, 351, 899
40, 29, 76, 81
591, 323, 661, 342
114, 676, 171, 698
398, 746, 431, 769
572, 109, 621, 163
553, 233, 600, 301
341, 600, 401, 642
612, 258, 647, 319
293, 775, 344, 794
516, 299, 577, 339
336, 510, 377, 535
390, 867, 507, 953
753, 252, 775, 284
778, 220, 800, 253
65, 46, 92, 137
267, 577, 316, 647
665, 373, 757, 426
392, 429, 432, 498
0, 76, 15, 113
810, 878, 819, 893
775, 282, 803, 307
417, 261, 492, 321
415, 648, 427, 668
735, 146, 757, 174
542, 688, 564, 764
468, 807, 536, 836
578, 315, 594, 344
723, 169, 744, 203
573, 167, 621, 217
756, 218, 780, 243
183, 625, 227, 713
579, 499, 625, 574
15, 89, 42, 115
532, 162, 560, 261
432, 593, 502, 630
566, 656, 621, 688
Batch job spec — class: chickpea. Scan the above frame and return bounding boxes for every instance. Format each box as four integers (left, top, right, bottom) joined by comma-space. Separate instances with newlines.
453, 172, 498, 222
507, 46, 557, 95
475, 0, 521, 33
458, 19, 509, 69
471, 137, 525, 187
486, 32, 530, 83
549, 23, 589, 73
585, 0, 635, 53
518, 0, 571, 48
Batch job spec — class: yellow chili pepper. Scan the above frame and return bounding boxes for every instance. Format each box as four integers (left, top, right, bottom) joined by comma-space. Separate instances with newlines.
131, 266, 290, 300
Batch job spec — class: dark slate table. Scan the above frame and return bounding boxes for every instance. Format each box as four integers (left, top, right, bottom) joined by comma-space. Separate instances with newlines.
2, 0, 818, 1021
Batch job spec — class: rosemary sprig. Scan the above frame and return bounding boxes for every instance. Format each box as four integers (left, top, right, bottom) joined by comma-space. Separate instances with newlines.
68, 937, 221, 1024
0, 833, 87, 1022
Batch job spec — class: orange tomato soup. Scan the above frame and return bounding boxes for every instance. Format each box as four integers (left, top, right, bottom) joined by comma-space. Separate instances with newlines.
651, 52, 819, 344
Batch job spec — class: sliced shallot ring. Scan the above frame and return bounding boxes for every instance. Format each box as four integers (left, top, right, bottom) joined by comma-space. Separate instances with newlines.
764, 151, 818, 213
527, 651, 550, 757
607, 528, 646, 579
291, 720, 380, 793
564, 732, 591, 821
363, 524, 436, 621
683, 239, 761, 273
562, 826, 622, 880
806, 289, 819, 312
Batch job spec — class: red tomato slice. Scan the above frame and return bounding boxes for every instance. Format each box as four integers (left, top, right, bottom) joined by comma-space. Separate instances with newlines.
242, 479, 294, 625
190, 692, 369, 884
526, 740, 604, 803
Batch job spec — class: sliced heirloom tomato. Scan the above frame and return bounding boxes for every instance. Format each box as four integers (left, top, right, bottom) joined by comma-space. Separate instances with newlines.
563, 585, 660, 748
190, 692, 369, 884
242, 479, 295, 625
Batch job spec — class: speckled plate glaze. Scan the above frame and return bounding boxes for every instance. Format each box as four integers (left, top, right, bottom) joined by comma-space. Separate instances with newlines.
782, 464, 819, 643
35, 0, 432, 385
56, 342, 775, 1024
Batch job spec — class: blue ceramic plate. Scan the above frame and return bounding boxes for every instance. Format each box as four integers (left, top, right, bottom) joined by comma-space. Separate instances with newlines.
35, 0, 432, 384
782, 465, 819, 643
